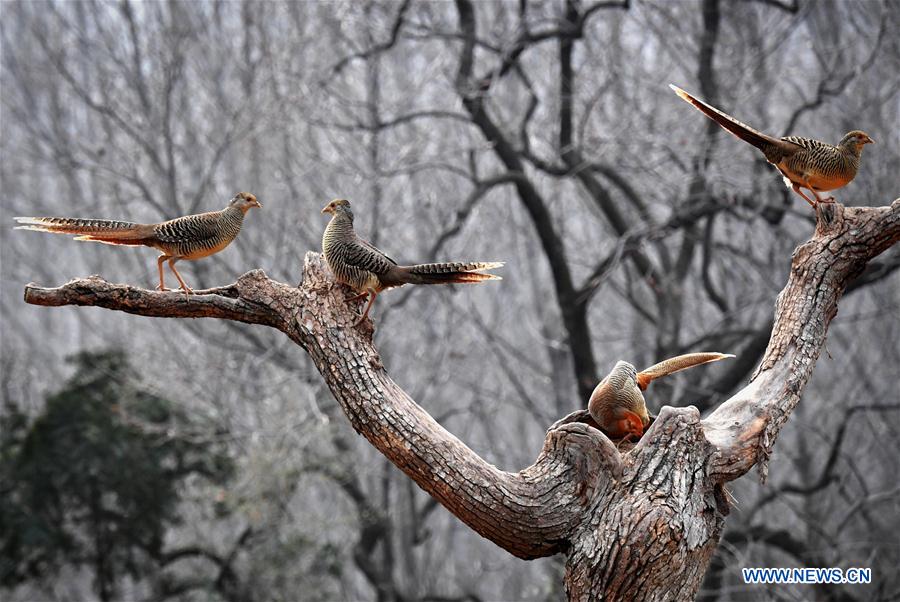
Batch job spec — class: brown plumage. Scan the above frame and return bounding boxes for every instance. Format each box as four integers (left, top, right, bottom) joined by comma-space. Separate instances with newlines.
670, 84, 874, 207
15, 192, 261, 295
321, 199, 503, 325
588, 352, 734, 440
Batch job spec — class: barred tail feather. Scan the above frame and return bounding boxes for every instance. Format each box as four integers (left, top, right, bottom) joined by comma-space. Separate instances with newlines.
14, 217, 150, 245
403, 261, 503, 285
71, 235, 145, 246
669, 84, 781, 152
636, 352, 734, 390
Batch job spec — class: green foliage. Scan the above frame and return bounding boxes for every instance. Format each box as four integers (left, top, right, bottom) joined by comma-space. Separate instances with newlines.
0, 350, 233, 600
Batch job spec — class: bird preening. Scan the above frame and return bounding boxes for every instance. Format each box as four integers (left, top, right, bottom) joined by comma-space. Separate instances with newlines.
670, 84, 873, 208
588, 352, 735, 440
14, 192, 261, 296
321, 198, 503, 326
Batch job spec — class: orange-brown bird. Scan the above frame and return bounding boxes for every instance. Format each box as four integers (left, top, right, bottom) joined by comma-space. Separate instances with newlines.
588, 352, 734, 440
15, 192, 261, 295
670, 84, 873, 207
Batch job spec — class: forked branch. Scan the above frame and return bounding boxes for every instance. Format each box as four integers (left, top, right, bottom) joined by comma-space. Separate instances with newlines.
22, 198, 900, 600
24, 254, 622, 560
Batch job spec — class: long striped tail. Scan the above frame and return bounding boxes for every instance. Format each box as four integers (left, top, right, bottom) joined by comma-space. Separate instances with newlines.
401, 261, 503, 285
636, 352, 734, 390
14, 217, 152, 246
669, 84, 782, 152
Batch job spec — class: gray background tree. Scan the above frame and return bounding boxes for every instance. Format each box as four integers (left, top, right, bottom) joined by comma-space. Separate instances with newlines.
1, 1, 898, 600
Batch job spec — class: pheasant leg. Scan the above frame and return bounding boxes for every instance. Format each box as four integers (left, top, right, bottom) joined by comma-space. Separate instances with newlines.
804, 178, 834, 203
156, 255, 171, 291
791, 183, 818, 208
166, 257, 193, 297
353, 291, 378, 327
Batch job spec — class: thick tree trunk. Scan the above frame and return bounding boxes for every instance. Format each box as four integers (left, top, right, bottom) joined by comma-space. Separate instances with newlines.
23, 199, 900, 600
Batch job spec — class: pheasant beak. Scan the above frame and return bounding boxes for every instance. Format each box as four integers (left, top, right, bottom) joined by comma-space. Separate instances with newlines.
321, 204, 333, 215
253, 199, 262, 208
865, 135, 874, 145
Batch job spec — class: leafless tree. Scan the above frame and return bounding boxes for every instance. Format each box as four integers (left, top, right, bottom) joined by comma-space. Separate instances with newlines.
3, 0, 898, 600
22, 197, 900, 599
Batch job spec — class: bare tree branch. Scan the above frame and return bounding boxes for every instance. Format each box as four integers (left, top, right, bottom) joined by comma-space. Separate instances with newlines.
704, 199, 900, 482
780, 15, 886, 135
454, 0, 598, 400
746, 403, 900, 523
326, 0, 412, 77
751, 0, 799, 13
22, 198, 899, 600
25, 255, 619, 562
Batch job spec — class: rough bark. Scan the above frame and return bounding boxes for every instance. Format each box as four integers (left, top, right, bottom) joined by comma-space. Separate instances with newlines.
23, 199, 900, 601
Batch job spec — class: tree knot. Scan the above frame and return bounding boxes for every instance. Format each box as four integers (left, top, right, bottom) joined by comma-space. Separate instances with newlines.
815, 201, 841, 232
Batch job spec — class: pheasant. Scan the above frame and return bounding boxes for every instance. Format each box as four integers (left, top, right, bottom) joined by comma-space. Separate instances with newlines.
670, 84, 873, 207
588, 352, 734, 440
15, 192, 261, 295
321, 199, 503, 325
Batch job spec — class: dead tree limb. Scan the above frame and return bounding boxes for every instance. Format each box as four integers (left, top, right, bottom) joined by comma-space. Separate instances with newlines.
23, 199, 900, 601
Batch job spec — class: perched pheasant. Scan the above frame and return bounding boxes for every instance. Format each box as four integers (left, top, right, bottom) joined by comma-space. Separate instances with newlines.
588, 352, 734, 440
670, 84, 874, 207
15, 192, 261, 295
321, 199, 503, 325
